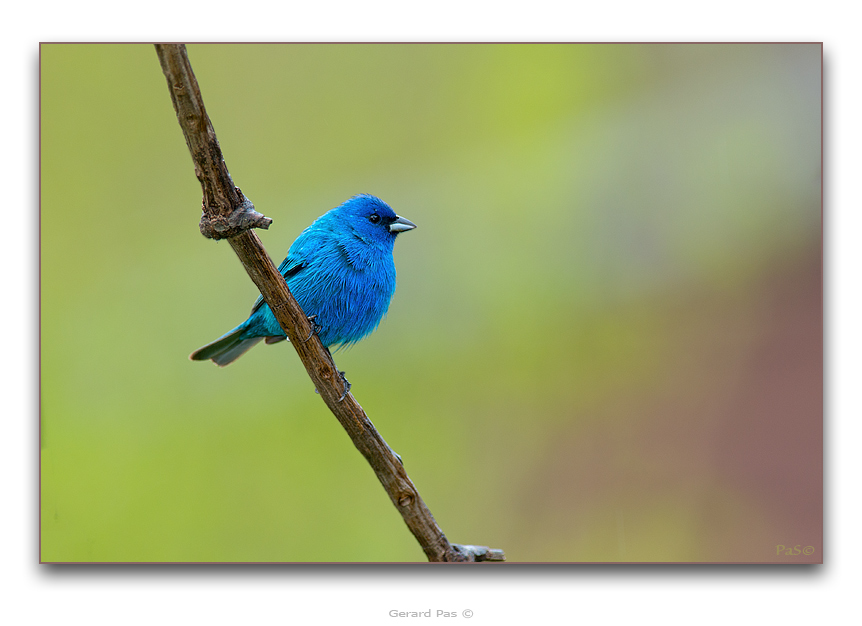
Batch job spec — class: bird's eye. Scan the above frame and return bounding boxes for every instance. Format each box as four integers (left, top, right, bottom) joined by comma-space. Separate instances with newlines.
368, 214, 381, 224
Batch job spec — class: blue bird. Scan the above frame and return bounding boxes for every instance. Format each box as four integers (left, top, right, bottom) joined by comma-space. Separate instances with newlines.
190, 194, 416, 367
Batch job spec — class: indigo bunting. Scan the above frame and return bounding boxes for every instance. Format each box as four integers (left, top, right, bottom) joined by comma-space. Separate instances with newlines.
190, 194, 416, 366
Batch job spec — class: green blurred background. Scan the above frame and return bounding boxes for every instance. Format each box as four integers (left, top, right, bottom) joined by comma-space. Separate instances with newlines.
41, 43, 821, 562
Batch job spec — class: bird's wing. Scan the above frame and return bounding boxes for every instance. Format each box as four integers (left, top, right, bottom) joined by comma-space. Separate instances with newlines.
249, 254, 306, 315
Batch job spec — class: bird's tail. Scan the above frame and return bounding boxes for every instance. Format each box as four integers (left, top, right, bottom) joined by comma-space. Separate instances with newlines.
189, 324, 263, 367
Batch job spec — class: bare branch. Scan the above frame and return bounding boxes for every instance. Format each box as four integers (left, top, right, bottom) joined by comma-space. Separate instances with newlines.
155, 43, 505, 563
155, 44, 271, 239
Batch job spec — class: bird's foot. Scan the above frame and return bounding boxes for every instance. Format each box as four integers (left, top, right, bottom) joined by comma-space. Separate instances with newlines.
312, 371, 350, 400
302, 315, 322, 343
337, 370, 351, 402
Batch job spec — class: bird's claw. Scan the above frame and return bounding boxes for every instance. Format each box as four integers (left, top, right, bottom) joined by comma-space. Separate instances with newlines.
302, 315, 322, 343
337, 370, 351, 402
313, 371, 350, 400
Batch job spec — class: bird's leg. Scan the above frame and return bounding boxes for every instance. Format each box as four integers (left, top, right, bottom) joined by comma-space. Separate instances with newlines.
337, 370, 352, 402
302, 315, 322, 343
312, 371, 349, 400
321, 346, 351, 402
311, 345, 350, 400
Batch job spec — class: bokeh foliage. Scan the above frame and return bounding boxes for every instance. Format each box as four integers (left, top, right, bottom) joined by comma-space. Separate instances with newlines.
41, 43, 821, 562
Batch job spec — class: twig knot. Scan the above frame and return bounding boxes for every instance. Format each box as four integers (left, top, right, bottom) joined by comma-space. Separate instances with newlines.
199, 188, 273, 240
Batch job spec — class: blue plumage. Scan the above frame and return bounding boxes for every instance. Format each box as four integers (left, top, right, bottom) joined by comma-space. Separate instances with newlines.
190, 194, 416, 366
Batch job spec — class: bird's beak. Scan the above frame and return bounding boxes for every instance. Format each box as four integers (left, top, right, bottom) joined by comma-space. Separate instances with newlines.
389, 215, 417, 233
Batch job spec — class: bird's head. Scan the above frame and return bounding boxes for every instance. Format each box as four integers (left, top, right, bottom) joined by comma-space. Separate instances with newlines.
337, 194, 416, 242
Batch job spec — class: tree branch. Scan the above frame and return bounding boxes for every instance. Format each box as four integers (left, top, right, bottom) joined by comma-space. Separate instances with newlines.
155, 44, 271, 240
155, 44, 504, 563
